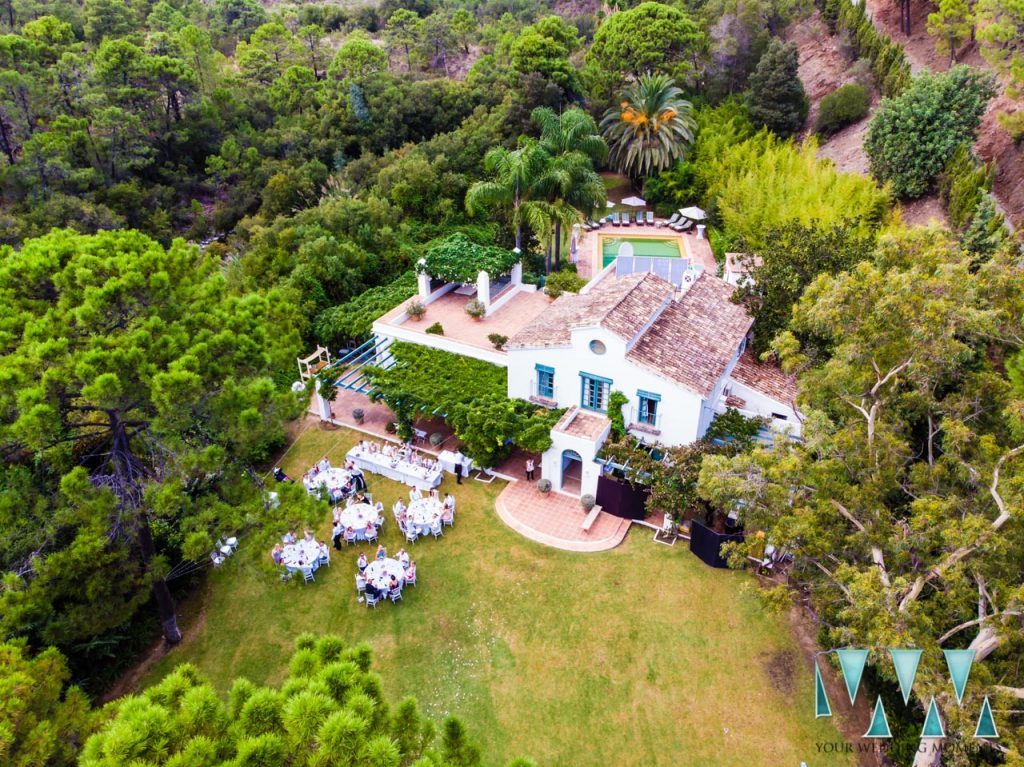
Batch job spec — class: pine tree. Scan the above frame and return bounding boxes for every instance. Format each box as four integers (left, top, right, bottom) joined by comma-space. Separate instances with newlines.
746, 39, 808, 138
960, 193, 1008, 258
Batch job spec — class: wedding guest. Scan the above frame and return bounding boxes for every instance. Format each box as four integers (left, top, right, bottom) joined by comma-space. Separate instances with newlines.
357, 552, 368, 571
409, 486, 423, 501
376, 544, 386, 560
271, 544, 284, 565
355, 572, 367, 593
332, 521, 344, 550
364, 522, 376, 538
429, 487, 440, 499
333, 506, 343, 523
397, 548, 410, 568
405, 560, 416, 581
283, 530, 296, 544
389, 573, 400, 591
525, 458, 535, 480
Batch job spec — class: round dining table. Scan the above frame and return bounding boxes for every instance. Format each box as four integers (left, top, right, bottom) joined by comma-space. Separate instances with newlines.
281, 539, 323, 572
364, 557, 405, 592
337, 502, 377, 539
305, 467, 351, 499
407, 497, 442, 534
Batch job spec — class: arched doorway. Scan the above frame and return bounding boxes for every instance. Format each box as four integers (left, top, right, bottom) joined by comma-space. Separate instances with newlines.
561, 449, 582, 494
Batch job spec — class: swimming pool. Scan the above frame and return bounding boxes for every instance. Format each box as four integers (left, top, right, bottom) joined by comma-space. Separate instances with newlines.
601, 236, 682, 267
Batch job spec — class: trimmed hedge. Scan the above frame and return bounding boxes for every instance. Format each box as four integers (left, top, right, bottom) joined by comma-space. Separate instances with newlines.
816, 83, 871, 136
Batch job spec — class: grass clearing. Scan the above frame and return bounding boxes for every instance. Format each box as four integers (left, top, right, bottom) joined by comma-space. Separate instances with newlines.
145, 423, 850, 767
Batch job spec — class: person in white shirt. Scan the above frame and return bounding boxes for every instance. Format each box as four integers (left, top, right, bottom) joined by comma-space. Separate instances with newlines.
355, 572, 367, 592
318, 458, 330, 472
409, 486, 423, 501
397, 548, 410, 568
332, 521, 344, 550
445, 493, 455, 511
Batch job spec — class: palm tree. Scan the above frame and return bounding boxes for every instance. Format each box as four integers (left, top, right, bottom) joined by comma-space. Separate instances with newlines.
600, 73, 696, 181
531, 107, 608, 271
465, 141, 547, 252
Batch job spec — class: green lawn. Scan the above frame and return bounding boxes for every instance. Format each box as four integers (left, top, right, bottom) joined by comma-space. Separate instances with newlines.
146, 423, 850, 767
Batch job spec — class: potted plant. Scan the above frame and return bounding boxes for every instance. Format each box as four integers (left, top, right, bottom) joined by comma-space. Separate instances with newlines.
537, 478, 552, 494
425, 322, 444, 335
352, 408, 365, 424
465, 298, 486, 320
581, 494, 596, 512
407, 299, 426, 321
488, 333, 508, 350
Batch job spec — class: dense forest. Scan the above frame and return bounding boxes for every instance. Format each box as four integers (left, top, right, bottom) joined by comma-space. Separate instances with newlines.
2, 0, 1024, 763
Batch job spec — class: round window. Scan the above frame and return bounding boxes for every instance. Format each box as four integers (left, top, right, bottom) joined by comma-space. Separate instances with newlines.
589, 340, 606, 355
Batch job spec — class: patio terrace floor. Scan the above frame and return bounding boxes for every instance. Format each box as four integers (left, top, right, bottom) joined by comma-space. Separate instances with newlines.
377, 289, 551, 354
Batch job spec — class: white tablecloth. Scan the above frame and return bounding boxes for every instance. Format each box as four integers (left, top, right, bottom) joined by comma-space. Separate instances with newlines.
407, 497, 442, 534
346, 446, 442, 488
364, 557, 405, 591
338, 503, 377, 538
437, 450, 473, 476
281, 539, 323, 571
304, 467, 350, 496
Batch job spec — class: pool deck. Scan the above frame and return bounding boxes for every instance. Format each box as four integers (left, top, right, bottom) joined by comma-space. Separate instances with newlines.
573, 221, 717, 281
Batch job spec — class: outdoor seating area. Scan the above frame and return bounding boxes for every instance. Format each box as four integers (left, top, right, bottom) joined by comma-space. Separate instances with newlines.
271, 529, 331, 583
354, 545, 417, 607
346, 439, 444, 488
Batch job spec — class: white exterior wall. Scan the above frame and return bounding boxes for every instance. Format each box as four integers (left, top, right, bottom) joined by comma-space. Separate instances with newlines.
541, 424, 609, 497
724, 378, 802, 438
507, 325, 706, 448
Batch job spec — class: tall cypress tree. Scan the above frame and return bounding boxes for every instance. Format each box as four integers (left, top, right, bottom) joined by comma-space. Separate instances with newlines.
746, 39, 808, 138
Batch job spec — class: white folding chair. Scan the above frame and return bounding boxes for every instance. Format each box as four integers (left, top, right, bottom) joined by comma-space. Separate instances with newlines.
302, 569, 315, 584
365, 528, 378, 543
430, 522, 443, 539
211, 552, 225, 567
365, 593, 379, 608
405, 571, 417, 587
389, 587, 403, 603
318, 549, 330, 568
405, 529, 419, 544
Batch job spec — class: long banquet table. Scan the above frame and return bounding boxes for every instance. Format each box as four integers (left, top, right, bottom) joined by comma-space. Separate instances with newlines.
345, 445, 443, 489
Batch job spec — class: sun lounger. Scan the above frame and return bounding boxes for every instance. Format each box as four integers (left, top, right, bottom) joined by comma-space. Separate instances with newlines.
679, 219, 694, 231
667, 213, 681, 226
636, 211, 645, 225
612, 213, 621, 226
646, 211, 654, 225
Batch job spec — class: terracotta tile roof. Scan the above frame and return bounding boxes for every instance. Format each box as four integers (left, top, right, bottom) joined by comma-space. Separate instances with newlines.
730, 348, 797, 405
626, 273, 753, 398
505, 273, 673, 349
554, 407, 611, 441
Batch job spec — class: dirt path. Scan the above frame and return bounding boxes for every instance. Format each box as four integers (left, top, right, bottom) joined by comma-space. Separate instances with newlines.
786, 605, 882, 767
861, 0, 1024, 229
786, 12, 949, 228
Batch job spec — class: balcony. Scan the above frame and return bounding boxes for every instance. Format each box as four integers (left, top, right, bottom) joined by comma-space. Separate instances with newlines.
626, 406, 661, 436
529, 379, 559, 408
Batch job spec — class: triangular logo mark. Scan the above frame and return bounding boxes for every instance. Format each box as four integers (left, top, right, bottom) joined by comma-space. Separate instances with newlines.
921, 697, 945, 737
815, 658, 832, 718
974, 697, 999, 739
837, 649, 869, 705
889, 649, 922, 705
864, 696, 892, 738
944, 649, 975, 705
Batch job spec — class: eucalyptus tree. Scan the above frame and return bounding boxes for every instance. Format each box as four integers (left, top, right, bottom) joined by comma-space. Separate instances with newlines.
698, 228, 1024, 762
600, 73, 696, 181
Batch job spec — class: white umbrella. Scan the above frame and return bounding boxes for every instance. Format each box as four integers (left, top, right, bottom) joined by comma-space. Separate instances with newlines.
678, 206, 707, 220
621, 196, 646, 207
605, 200, 616, 208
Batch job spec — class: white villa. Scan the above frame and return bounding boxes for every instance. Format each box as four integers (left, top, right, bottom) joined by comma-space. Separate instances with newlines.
360, 227, 800, 499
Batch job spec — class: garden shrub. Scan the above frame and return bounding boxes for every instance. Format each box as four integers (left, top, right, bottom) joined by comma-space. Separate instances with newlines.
816, 83, 871, 136
543, 269, 586, 298
425, 322, 444, 335
865, 66, 996, 198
